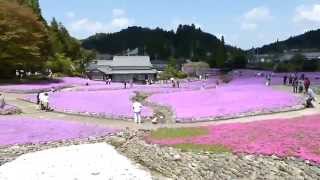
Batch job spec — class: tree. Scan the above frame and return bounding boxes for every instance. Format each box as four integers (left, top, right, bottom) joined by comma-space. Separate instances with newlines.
230, 53, 248, 69
0, 1, 49, 78
215, 36, 227, 68
48, 18, 82, 61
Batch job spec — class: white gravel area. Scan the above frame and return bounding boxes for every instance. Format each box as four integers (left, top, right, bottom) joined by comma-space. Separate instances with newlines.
0, 143, 152, 180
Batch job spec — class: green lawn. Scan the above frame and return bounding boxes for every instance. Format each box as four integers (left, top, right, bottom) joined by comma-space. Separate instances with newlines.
174, 144, 231, 153
150, 127, 209, 139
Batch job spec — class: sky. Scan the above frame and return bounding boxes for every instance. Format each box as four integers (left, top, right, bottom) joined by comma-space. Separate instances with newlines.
40, 0, 320, 50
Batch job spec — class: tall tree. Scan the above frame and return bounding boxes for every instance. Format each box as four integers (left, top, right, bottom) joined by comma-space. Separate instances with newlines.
215, 36, 227, 68
0, 1, 49, 77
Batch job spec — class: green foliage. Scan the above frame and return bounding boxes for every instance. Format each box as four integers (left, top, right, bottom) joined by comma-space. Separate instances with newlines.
0, 1, 49, 78
182, 61, 210, 77
274, 54, 319, 72
82, 25, 242, 63
159, 63, 188, 80
48, 18, 82, 60
229, 52, 248, 69
215, 36, 227, 68
150, 127, 209, 139
173, 144, 231, 153
219, 74, 233, 83
257, 29, 320, 54
46, 53, 75, 76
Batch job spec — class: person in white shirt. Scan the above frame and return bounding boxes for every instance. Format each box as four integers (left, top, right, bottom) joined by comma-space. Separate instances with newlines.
38, 92, 45, 110
306, 88, 317, 108
132, 101, 143, 124
41, 93, 49, 111
0, 93, 5, 109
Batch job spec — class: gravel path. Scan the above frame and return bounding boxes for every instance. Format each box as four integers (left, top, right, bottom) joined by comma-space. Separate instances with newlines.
0, 143, 152, 180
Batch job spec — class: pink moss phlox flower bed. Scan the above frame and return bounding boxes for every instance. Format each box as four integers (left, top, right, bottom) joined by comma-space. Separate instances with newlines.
0, 77, 103, 94
24, 90, 153, 119
148, 115, 320, 164
0, 116, 118, 147
149, 79, 301, 122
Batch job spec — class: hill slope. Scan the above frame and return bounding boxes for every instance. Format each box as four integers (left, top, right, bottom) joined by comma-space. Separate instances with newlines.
257, 29, 320, 54
82, 25, 242, 62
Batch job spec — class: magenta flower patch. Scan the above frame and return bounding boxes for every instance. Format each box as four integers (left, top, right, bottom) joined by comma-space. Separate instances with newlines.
0, 116, 118, 146
149, 115, 320, 164
47, 90, 152, 118
149, 78, 301, 121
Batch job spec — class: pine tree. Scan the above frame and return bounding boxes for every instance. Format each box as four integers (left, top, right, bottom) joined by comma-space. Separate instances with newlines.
216, 36, 227, 68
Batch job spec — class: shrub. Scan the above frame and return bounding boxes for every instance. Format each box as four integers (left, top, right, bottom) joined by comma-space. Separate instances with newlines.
220, 74, 233, 83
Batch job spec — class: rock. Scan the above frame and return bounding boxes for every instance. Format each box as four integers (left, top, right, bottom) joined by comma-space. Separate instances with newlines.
109, 137, 126, 147
172, 154, 181, 161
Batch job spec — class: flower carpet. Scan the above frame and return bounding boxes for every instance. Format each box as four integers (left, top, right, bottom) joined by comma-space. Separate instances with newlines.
0, 116, 117, 147
148, 114, 320, 164
149, 78, 302, 122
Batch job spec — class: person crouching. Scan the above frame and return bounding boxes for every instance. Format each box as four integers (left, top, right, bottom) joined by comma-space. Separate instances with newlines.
306, 88, 317, 108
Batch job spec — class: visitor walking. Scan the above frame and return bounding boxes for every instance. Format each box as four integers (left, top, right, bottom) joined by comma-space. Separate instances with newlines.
266, 74, 271, 86
306, 88, 317, 108
132, 100, 143, 124
304, 78, 311, 93
124, 81, 127, 89
293, 77, 299, 93
0, 93, 5, 109
289, 74, 293, 85
298, 79, 304, 93
283, 75, 288, 85
36, 92, 41, 105
176, 80, 180, 88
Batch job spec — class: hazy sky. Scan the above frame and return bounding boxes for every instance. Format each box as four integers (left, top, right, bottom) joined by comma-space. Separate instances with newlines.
40, 0, 320, 49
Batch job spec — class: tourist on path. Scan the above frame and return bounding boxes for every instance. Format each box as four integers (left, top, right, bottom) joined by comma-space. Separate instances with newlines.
289, 74, 293, 85
304, 78, 311, 93
132, 100, 143, 124
38, 92, 45, 110
124, 81, 127, 89
306, 88, 317, 108
283, 75, 288, 85
41, 93, 50, 111
298, 79, 304, 93
266, 74, 271, 86
0, 93, 5, 109
177, 80, 180, 88
293, 77, 299, 93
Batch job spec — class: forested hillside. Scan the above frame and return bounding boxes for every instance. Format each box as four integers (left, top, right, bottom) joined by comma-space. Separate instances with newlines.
257, 29, 320, 54
82, 25, 244, 67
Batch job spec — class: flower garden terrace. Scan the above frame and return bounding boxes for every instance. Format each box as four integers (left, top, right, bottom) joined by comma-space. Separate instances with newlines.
9, 71, 312, 123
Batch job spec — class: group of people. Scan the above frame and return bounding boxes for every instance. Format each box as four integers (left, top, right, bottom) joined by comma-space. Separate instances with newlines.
283, 73, 317, 108
170, 78, 180, 88
105, 78, 112, 85
283, 74, 310, 94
